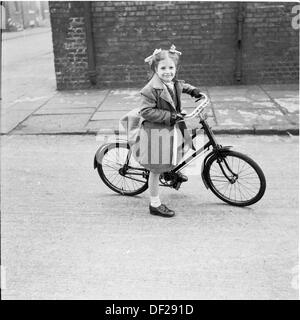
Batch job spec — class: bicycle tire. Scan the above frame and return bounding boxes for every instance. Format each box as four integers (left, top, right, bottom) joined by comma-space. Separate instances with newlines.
204, 150, 266, 206
95, 142, 148, 196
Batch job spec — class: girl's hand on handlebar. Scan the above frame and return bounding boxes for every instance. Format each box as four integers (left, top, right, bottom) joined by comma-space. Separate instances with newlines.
191, 88, 205, 100
195, 93, 206, 102
170, 112, 185, 125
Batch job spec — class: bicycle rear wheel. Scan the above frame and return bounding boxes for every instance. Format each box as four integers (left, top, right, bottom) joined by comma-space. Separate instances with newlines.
95, 142, 148, 196
204, 150, 266, 206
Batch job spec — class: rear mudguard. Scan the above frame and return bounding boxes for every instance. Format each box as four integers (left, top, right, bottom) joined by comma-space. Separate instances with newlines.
94, 144, 107, 169
94, 140, 129, 169
201, 146, 233, 189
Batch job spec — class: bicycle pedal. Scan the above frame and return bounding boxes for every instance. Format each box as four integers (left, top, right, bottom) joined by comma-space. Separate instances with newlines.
173, 181, 182, 190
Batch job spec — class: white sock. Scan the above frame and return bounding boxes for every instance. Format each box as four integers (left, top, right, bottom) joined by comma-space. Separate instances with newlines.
150, 196, 161, 207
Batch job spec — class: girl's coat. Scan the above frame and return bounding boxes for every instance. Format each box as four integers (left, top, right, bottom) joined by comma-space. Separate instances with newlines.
121, 73, 196, 173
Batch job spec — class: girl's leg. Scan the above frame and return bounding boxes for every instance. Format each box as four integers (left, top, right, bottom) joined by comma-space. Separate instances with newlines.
148, 171, 175, 217
148, 171, 161, 207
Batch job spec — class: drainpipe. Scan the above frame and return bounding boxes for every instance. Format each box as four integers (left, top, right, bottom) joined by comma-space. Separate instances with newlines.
84, 1, 97, 85
20, 1, 25, 29
235, 2, 244, 83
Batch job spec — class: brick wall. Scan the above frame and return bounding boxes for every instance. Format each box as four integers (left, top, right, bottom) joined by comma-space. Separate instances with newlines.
242, 2, 299, 84
49, 1, 299, 90
92, 1, 240, 88
49, 1, 90, 89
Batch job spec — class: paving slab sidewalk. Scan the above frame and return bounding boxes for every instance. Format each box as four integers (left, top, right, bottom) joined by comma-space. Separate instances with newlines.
2, 26, 51, 41
1, 84, 298, 135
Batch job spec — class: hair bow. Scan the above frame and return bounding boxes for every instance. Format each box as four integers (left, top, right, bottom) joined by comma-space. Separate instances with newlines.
169, 44, 182, 55
144, 48, 162, 64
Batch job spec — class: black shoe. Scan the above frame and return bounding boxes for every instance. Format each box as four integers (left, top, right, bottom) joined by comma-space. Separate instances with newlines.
149, 204, 175, 218
176, 172, 188, 182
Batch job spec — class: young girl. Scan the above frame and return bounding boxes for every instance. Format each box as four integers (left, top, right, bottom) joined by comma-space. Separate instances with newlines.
132, 45, 203, 217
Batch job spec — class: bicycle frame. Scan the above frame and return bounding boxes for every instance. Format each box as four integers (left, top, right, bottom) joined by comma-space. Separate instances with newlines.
123, 115, 225, 180
172, 117, 218, 173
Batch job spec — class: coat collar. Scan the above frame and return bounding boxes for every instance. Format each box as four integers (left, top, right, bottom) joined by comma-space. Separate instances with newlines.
150, 73, 165, 89
147, 73, 182, 110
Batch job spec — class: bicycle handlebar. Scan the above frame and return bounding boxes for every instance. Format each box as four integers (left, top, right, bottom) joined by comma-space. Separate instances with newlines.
182, 93, 210, 119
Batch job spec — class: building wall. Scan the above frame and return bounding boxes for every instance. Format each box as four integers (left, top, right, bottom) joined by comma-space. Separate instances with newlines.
49, 1, 90, 89
92, 1, 241, 87
242, 2, 299, 84
49, 1, 299, 90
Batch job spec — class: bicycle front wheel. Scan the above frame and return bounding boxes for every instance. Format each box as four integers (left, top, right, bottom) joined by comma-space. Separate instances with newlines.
95, 142, 148, 196
205, 150, 266, 206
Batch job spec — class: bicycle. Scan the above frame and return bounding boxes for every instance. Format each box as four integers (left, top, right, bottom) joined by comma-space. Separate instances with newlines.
93, 94, 266, 207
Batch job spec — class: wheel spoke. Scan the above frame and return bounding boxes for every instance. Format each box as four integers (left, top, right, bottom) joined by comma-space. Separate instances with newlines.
237, 166, 254, 175
236, 180, 257, 195
210, 179, 230, 183
102, 162, 121, 171
222, 182, 231, 196
238, 171, 259, 178
237, 180, 243, 200
238, 182, 248, 200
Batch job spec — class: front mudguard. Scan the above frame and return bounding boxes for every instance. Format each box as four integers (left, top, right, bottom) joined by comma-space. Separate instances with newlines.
93, 139, 129, 169
201, 146, 233, 189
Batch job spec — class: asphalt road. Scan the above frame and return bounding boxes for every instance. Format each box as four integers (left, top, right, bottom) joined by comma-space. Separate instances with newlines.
1, 134, 298, 299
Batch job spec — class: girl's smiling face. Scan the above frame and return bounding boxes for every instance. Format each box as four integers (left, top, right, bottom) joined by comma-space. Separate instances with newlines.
155, 58, 176, 83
